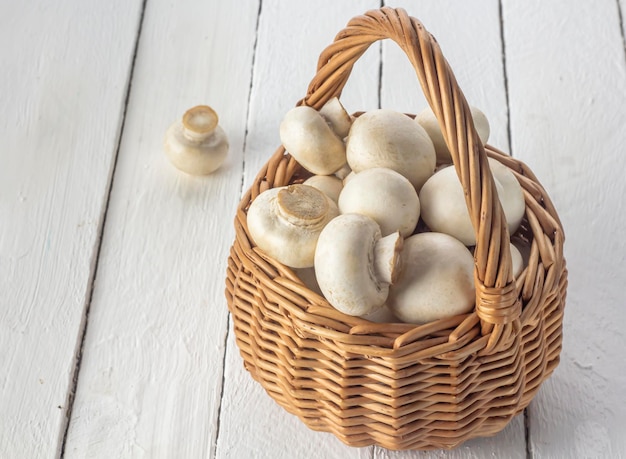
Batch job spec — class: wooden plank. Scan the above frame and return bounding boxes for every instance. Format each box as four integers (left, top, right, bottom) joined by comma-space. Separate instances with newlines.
216, 1, 379, 458
61, 1, 260, 457
377, 1, 525, 457
0, 1, 143, 457
503, 0, 626, 457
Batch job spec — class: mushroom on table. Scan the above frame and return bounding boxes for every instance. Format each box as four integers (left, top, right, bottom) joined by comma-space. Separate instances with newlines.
164, 105, 229, 175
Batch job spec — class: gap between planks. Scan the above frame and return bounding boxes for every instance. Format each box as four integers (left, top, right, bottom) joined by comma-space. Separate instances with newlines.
617, 0, 626, 62
58, 0, 149, 456
499, 2, 531, 457
498, 0, 513, 156
496, 3, 529, 456
213, 0, 263, 456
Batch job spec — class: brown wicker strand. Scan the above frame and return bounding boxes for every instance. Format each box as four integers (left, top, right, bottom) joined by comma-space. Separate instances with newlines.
225, 7, 567, 450
300, 8, 518, 340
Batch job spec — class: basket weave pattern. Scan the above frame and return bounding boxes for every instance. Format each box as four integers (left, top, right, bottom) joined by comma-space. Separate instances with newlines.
225, 7, 566, 450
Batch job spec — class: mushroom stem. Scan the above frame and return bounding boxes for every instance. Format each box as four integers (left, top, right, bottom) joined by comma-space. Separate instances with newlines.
320, 97, 352, 139
247, 184, 339, 269
182, 105, 218, 142
373, 232, 403, 285
275, 185, 329, 228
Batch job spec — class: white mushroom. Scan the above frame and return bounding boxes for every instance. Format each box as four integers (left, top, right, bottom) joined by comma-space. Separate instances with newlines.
334, 163, 352, 181
510, 242, 524, 278
303, 175, 343, 204
416, 105, 490, 164
346, 109, 436, 191
360, 305, 400, 323
419, 158, 525, 245
319, 97, 352, 139
338, 168, 420, 237
342, 171, 356, 186
247, 184, 339, 268
164, 105, 229, 175
488, 158, 526, 235
315, 214, 403, 316
471, 241, 525, 278
512, 237, 531, 273
280, 106, 346, 175
387, 232, 475, 324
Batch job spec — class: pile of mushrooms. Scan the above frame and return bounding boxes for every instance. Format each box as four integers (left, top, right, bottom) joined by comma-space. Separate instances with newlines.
246, 98, 527, 325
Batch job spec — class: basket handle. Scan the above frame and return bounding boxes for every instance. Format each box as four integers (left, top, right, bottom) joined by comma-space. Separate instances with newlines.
300, 7, 521, 341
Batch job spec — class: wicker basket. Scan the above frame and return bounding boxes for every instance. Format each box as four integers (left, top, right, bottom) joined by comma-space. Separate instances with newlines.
225, 7, 566, 451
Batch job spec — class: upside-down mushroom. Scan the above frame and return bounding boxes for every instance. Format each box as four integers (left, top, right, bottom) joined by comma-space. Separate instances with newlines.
247, 184, 339, 268
164, 105, 229, 175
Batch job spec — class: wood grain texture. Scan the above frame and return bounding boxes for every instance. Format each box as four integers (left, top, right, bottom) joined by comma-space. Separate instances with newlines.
62, 0, 260, 457
376, 2, 525, 457
0, 1, 143, 457
216, 1, 379, 457
503, 0, 626, 456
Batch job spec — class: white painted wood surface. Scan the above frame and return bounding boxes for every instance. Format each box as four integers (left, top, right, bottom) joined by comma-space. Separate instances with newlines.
61, 0, 259, 457
2, 1, 626, 458
0, 1, 143, 457
503, 0, 626, 456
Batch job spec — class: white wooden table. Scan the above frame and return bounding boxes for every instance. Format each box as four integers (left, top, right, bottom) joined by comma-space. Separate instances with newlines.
2, 1, 626, 457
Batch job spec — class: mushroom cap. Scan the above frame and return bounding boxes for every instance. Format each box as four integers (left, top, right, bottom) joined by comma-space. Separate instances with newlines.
334, 163, 352, 181
346, 109, 436, 191
387, 232, 475, 324
315, 214, 391, 316
342, 171, 356, 186
360, 304, 400, 323
416, 105, 490, 164
338, 168, 420, 237
470, 241, 525, 278
487, 158, 525, 235
419, 159, 525, 245
164, 105, 229, 175
247, 184, 339, 268
280, 106, 346, 175
510, 242, 524, 278
319, 97, 352, 139
303, 175, 343, 204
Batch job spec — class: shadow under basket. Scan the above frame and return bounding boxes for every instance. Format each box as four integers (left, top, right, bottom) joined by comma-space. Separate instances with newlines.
225, 7, 567, 451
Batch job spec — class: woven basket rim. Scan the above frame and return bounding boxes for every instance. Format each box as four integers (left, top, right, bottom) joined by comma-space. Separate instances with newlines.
225, 7, 567, 450
231, 6, 566, 354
